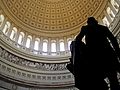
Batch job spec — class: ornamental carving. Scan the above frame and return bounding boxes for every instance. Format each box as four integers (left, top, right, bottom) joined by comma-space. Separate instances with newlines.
0, 46, 68, 71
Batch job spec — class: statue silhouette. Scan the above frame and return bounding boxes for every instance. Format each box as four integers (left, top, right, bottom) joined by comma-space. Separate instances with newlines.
67, 17, 120, 90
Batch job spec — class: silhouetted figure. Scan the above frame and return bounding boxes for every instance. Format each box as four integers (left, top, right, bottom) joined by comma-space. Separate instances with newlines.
67, 40, 87, 89
67, 40, 86, 73
67, 17, 120, 90
67, 41, 75, 75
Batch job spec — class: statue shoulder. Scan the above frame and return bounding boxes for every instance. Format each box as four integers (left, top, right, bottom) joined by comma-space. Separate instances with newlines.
81, 26, 87, 30
80, 26, 88, 34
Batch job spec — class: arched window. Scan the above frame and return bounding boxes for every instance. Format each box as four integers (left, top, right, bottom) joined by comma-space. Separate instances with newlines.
111, 0, 119, 11
2, 21, 10, 35
34, 38, 40, 50
68, 40, 72, 50
10, 27, 17, 40
107, 7, 115, 20
43, 40, 48, 52
103, 17, 110, 27
18, 32, 24, 45
51, 41, 56, 52
26, 35, 32, 48
0, 14, 4, 27
60, 41, 65, 51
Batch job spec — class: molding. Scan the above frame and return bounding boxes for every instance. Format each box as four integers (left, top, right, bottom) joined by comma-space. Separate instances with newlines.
0, 59, 74, 88
0, 32, 70, 63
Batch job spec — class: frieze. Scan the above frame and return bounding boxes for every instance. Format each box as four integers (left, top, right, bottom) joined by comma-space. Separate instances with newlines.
0, 61, 74, 85
0, 46, 68, 71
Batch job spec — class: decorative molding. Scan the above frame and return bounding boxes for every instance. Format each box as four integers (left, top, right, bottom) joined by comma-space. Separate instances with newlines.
0, 46, 69, 71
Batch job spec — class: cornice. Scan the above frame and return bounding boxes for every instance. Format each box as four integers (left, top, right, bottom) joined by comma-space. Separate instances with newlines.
0, 59, 74, 88
109, 10, 120, 36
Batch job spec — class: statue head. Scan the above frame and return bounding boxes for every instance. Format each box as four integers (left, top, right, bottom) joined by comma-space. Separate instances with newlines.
87, 17, 98, 25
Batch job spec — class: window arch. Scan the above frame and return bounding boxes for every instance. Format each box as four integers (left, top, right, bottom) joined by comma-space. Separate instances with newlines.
51, 40, 56, 52
10, 27, 17, 40
111, 0, 119, 11
107, 7, 115, 20
26, 35, 32, 48
0, 14, 4, 27
103, 17, 110, 27
2, 21, 10, 35
34, 38, 40, 50
67, 39, 72, 50
18, 32, 24, 45
59, 40, 65, 51
42, 40, 48, 52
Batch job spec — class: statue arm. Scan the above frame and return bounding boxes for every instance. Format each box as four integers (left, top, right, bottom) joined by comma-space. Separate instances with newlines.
75, 26, 86, 42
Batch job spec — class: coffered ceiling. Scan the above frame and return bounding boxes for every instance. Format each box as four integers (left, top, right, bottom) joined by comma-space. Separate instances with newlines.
0, 0, 107, 37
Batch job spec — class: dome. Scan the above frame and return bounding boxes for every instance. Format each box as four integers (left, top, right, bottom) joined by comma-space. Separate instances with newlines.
0, 0, 107, 37
0, 0, 119, 56
0, 0, 120, 89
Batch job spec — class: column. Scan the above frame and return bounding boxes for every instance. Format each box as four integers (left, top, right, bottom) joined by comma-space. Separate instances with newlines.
115, 0, 120, 5
48, 38, 51, 55
64, 37, 68, 51
30, 35, 35, 50
22, 32, 28, 46
98, 16, 104, 25
56, 38, 60, 52
15, 28, 20, 43
108, 1, 117, 15
71, 35, 75, 40
6, 23, 13, 37
39, 37, 43, 52
0, 17, 7, 31
104, 10, 112, 24
37, 38, 40, 52
0, 10, 2, 27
